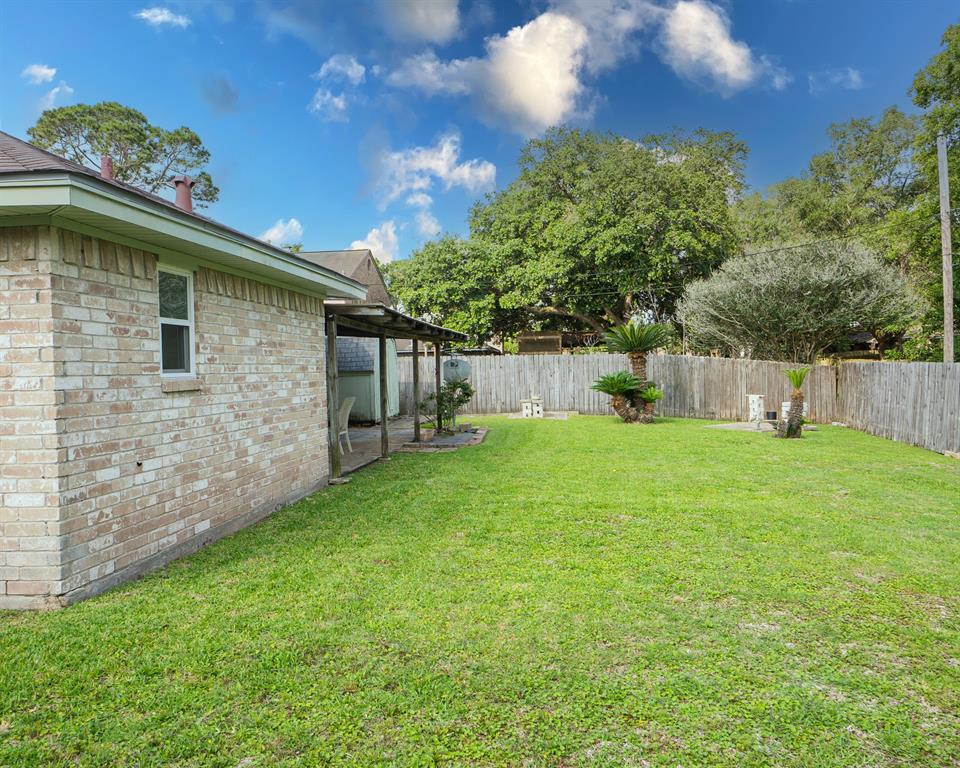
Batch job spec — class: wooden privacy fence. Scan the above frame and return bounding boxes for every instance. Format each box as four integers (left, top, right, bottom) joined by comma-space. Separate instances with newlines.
399, 353, 631, 417
398, 354, 960, 454
838, 362, 960, 454
648, 356, 839, 423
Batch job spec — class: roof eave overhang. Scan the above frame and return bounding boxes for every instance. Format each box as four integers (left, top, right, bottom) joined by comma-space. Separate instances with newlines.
0, 173, 367, 300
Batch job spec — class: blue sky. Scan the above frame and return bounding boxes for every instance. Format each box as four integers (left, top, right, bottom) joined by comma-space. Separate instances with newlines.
0, 1, 956, 262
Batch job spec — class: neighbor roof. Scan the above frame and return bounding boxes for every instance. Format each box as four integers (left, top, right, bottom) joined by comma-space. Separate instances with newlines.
299, 249, 370, 277
0, 131, 366, 299
300, 248, 392, 305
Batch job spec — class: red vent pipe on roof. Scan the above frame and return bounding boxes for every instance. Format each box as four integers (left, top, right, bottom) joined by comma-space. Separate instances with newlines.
100, 155, 114, 180
172, 175, 195, 213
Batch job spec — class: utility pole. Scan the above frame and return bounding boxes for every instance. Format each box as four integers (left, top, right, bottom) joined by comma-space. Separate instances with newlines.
936, 134, 954, 363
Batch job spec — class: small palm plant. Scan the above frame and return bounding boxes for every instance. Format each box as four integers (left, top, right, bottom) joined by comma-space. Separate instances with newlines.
603, 321, 672, 385
777, 367, 810, 439
635, 384, 664, 424
591, 371, 642, 423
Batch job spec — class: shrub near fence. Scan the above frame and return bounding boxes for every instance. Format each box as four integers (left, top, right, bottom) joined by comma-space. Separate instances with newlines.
397, 354, 960, 454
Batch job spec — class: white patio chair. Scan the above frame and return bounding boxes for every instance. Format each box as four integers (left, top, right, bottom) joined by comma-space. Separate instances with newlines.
338, 397, 356, 453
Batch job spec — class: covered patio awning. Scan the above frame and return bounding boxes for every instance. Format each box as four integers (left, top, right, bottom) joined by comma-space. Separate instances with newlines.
324, 302, 468, 342
324, 302, 468, 479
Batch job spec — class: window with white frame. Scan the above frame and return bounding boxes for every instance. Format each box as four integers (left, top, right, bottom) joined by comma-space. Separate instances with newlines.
158, 266, 195, 376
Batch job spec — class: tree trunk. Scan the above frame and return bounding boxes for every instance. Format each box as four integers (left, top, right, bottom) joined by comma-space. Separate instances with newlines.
777, 389, 805, 438
528, 305, 606, 333
610, 395, 641, 423
639, 401, 655, 424
627, 352, 648, 384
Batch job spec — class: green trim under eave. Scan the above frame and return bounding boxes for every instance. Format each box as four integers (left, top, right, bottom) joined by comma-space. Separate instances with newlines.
0, 173, 366, 300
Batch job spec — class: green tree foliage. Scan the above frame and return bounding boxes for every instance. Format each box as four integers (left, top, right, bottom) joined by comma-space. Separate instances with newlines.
734, 24, 960, 360
420, 379, 475, 430
677, 242, 919, 363
636, 385, 664, 404
388, 128, 746, 341
908, 23, 960, 361
385, 236, 521, 341
591, 371, 641, 397
28, 102, 220, 207
734, 107, 923, 250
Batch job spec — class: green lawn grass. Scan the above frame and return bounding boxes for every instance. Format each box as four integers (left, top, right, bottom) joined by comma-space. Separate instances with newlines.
2, 417, 959, 767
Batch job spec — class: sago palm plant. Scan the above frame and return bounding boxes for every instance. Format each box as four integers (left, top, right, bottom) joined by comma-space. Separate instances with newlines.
604, 321, 672, 384
636, 384, 664, 423
778, 366, 810, 438
591, 371, 642, 423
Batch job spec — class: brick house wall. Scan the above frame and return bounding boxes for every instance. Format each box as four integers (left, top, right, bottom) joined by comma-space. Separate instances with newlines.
0, 226, 330, 608
0, 227, 61, 609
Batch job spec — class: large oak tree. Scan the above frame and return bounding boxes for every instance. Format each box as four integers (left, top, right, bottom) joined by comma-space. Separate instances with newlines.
388, 127, 746, 340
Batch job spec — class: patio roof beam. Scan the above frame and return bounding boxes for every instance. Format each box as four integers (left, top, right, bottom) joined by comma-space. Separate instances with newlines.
326, 314, 341, 479
412, 338, 421, 443
434, 342, 443, 432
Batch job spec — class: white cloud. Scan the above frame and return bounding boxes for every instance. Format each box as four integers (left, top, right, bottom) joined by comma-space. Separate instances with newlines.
388, 12, 589, 136
21, 64, 56, 85
551, 0, 660, 74
406, 192, 434, 208
135, 7, 191, 27
314, 54, 366, 85
259, 218, 304, 246
387, 51, 474, 95
808, 67, 863, 95
39, 82, 74, 112
350, 221, 399, 263
387, 1, 788, 131
308, 89, 348, 121
768, 62, 793, 91
481, 12, 589, 134
382, 0, 460, 45
259, 2, 324, 48
415, 210, 442, 238
659, 1, 759, 92
372, 130, 496, 208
